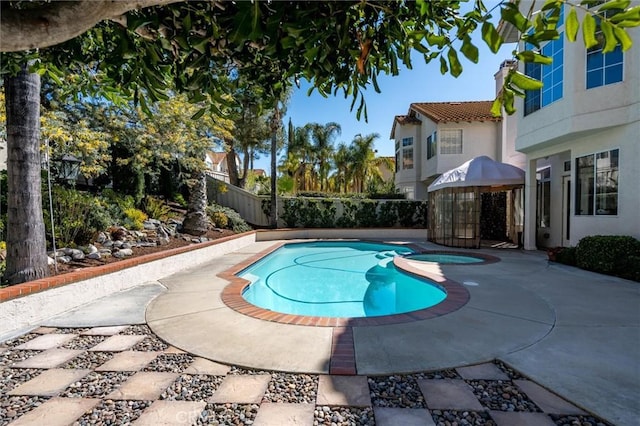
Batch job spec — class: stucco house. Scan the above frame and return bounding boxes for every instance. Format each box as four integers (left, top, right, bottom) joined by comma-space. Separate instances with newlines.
501, 5, 640, 249
204, 151, 241, 183
391, 61, 526, 200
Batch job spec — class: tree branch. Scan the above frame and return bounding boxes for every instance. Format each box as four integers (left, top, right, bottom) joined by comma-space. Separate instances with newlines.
0, 0, 185, 52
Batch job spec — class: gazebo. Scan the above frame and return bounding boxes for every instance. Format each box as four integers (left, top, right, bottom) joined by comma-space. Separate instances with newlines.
427, 156, 525, 248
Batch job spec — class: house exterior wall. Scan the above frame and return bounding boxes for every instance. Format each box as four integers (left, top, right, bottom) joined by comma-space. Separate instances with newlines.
393, 123, 424, 199
515, 10, 639, 249
421, 120, 500, 183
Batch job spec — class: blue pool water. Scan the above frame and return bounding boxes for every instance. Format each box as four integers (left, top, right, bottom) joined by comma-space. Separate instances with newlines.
404, 253, 484, 264
240, 241, 447, 318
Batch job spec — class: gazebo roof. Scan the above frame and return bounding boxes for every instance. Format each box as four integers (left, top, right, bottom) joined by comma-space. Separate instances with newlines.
427, 156, 525, 192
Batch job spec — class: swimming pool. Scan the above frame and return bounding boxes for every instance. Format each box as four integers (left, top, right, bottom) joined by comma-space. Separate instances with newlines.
239, 241, 447, 318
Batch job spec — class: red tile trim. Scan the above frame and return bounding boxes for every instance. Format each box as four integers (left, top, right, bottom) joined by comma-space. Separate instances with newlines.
0, 231, 256, 303
330, 327, 356, 375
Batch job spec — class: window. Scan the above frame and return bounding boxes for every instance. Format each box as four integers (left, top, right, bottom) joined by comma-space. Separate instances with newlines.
427, 131, 437, 159
536, 167, 551, 227
586, 30, 623, 89
576, 149, 619, 215
396, 137, 413, 170
524, 7, 564, 115
439, 129, 462, 154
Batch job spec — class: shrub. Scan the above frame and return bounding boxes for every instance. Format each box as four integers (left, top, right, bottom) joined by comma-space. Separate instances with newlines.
123, 208, 148, 231
555, 246, 577, 266
396, 201, 422, 227
206, 203, 252, 233
143, 196, 174, 222
377, 202, 397, 227
355, 200, 378, 227
45, 187, 114, 246
209, 211, 229, 228
576, 235, 640, 281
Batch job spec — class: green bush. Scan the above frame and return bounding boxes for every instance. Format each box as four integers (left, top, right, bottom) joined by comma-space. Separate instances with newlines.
123, 208, 148, 231
355, 200, 378, 227
576, 235, 640, 281
555, 246, 577, 266
206, 203, 252, 233
143, 196, 174, 222
45, 187, 114, 246
377, 202, 397, 227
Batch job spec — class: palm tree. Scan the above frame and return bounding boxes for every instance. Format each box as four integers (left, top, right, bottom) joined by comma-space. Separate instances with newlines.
349, 133, 379, 193
308, 122, 341, 192
4, 66, 49, 284
283, 123, 314, 192
332, 142, 352, 194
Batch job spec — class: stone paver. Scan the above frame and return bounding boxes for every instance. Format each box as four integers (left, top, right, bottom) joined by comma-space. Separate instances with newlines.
209, 375, 271, 404
164, 346, 186, 354
12, 349, 83, 369
514, 380, 587, 415
32, 327, 58, 334
253, 402, 315, 426
132, 400, 206, 426
15, 334, 77, 350
373, 407, 436, 426
89, 335, 146, 351
7, 397, 100, 426
95, 351, 160, 371
106, 372, 179, 400
81, 326, 129, 336
456, 362, 510, 380
183, 357, 231, 376
316, 375, 371, 407
489, 411, 556, 426
8, 368, 91, 396
418, 379, 484, 411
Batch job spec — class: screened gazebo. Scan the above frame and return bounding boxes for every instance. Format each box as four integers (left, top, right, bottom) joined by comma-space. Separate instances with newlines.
427, 156, 525, 248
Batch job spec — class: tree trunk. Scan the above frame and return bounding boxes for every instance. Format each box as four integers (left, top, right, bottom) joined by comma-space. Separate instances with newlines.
269, 105, 279, 228
4, 65, 50, 285
181, 171, 208, 236
226, 145, 241, 187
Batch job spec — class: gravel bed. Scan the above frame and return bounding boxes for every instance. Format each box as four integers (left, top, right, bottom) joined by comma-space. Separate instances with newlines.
197, 403, 259, 425
61, 371, 135, 398
131, 336, 170, 352
0, 349, 42, 368
55, 327, 91, 334
493, 360, 527, 380
119, 325, 151, 335
368, 375, 427, 408
467, 380, 541, 412
228, 366, 272, 375
73, 399, 152, 425
61, 335, 107, 350
262, 373, 318, 404
431, 409, 496, 425
160, 374, 224, 401
0, 368, 42, 394
2, 333, 40, 347
314, 406, 375, 426
60, 351, 114, 370
413, 369, 462, 380
549, 414, 613, 426
0, 396, 49, 426
142, 353, 194, 372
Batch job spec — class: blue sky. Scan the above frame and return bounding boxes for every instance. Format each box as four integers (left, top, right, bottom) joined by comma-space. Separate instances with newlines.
254, 18, 516, 172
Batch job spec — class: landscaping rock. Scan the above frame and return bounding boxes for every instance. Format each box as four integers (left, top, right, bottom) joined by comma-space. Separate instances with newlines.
96, 232, 108, 243
87, 252, 101, 260
47, 256, 56, 265
70, 249, 85, 260
87, 245, 98, 254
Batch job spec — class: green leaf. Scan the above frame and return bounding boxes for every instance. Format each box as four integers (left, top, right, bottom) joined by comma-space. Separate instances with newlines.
541, 0, 562, 12
582, 13, 599, 49
447, 48, 462, 77
500, 3, 530, 32
613, 26, 633, 51
609, 6, 640, 23
481, 22, 503, 53
510, 71, 544, 91
190, 108, 206, 120
598, 0, 631, 12
503, 87, 516, 115
439, 56, 448, 74
516, 50, 553, 65
426, 34, 447, 48
566, 7, 579, 42
304, 46, 319, 63
491, 97, 503, 117
460, 36, 479, 63
600, 20, 618, 52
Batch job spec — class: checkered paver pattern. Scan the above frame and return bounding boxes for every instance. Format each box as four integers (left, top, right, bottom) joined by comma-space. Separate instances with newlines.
0, 326, 609, 426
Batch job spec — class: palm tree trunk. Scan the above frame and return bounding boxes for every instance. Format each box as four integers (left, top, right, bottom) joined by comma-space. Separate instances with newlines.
4, 65, 50, 285
181, 171, 208, 236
